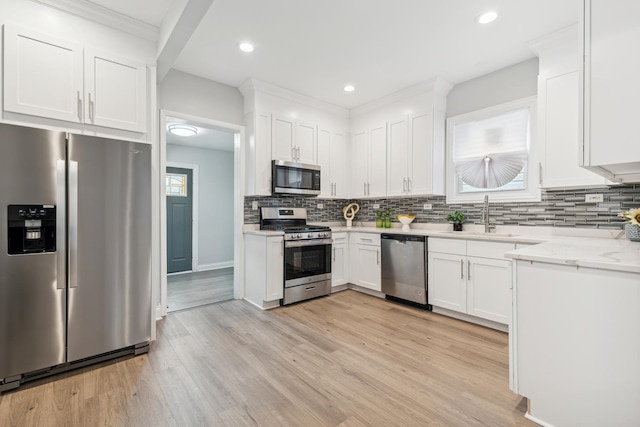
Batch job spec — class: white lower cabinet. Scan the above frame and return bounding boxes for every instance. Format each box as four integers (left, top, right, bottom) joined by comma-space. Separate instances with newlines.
244, 234, 283, 308
331, 233, 349, 287
428, 238, 513, 325
350, 233, 381, 291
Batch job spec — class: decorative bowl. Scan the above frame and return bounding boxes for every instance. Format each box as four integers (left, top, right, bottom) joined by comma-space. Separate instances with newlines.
397, 215, 415, 231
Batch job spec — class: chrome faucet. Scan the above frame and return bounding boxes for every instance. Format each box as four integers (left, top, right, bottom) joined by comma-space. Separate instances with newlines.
482, 195, 495, 233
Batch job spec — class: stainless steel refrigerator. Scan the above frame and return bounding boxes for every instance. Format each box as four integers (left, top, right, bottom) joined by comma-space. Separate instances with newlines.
0, 123, 151, 391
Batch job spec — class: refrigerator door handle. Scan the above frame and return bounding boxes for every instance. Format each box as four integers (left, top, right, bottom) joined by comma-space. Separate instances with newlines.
56, 160, 67, 290
69, 160, 79, 288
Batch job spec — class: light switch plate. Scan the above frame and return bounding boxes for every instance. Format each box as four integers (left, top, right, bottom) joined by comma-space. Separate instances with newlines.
423, 203, 433, 210
373, 203, 380, 209
252, 201, 258, 210
585, 194, 603, 202
317, 203, 324, 209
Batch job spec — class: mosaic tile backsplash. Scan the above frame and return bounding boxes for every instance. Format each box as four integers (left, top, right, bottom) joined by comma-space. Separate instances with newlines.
244, 184, 640, 229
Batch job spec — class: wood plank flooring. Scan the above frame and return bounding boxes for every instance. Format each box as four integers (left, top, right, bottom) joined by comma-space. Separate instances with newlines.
0, 290, 535, 426
167, 268, 234, 312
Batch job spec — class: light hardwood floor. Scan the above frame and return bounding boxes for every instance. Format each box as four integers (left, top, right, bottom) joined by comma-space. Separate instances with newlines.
0, 290, 535, 426
167, 268, 234, 312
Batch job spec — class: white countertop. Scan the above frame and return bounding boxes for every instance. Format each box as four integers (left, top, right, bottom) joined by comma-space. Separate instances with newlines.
244, 222, 639, 273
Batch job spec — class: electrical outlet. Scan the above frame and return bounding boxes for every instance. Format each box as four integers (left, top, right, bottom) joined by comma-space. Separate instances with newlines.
317, 203, 324, 209
373, 203, 380, 209
585, 194, 603, 203
252, 201, 258, 210
423, 203, 433, 210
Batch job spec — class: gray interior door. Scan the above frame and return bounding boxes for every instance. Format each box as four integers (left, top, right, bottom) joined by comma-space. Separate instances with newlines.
166, 167, 193, 273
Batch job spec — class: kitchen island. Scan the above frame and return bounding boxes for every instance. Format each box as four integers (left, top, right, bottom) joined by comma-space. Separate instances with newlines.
505, 240, 640, 427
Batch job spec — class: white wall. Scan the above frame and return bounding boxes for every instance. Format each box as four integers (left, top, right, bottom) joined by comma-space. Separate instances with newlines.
446, 58, 539, 117
166, 143, 234, 269
159, 69, 244, 125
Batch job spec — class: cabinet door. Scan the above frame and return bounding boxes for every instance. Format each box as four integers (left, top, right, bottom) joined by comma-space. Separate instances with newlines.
584, 0, 640, 168
332, 244, 348, 287
540, 71, 603, 188
387, 118, 408, 196
368, 123, 387, 197
4, 25, 83, 123
354, 245, 381, 291
296, 121, 317, 164
255, 111, 273, 195
408, 112, 436, 195
466, 257, 511, 324
351, 130, 369, 198
265, 236, 284, 301
428, 252, 466, 313
317, 128, 333, 197
84, 50, 147, 132
331, 132, 348, 198
272, 115, 295, 161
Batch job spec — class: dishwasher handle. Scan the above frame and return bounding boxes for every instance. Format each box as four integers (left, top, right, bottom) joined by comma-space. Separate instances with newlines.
381, 234, 426, 243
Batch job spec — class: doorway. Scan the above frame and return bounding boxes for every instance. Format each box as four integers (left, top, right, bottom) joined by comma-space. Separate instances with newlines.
166, 166, 193, 274
161, 113, 242, 313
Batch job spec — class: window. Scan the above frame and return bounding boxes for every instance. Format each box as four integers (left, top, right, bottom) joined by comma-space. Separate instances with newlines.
166, 173, 188, 197
446, 96, 540, 203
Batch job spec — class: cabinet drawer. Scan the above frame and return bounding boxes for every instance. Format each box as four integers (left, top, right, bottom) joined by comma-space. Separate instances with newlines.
467, 241, 515, 259
428, 237, 466, 255
352, 232, 380, 246
332, 232, 348, 244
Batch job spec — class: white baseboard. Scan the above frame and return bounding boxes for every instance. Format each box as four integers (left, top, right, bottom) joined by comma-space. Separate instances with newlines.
197, 261, 234, 272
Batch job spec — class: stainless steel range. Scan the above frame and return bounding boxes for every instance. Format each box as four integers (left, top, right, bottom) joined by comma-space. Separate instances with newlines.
260, 208, 332, 305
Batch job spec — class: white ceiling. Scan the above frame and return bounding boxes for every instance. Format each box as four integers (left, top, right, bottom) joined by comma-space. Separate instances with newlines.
56, 0, 580, 109
166, 117, 235, 152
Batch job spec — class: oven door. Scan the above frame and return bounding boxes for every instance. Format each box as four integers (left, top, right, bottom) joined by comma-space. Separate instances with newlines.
284, 239, 331, 287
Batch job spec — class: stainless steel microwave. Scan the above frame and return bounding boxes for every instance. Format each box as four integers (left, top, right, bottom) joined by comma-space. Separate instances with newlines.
272, 160, 321, 196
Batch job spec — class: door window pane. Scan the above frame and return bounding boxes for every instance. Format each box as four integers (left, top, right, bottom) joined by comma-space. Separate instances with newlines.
166, 173, 188, 197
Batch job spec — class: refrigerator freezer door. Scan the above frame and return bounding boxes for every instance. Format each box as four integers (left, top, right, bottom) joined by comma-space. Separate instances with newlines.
0, 124, 67, 379
67, 135, 151, 362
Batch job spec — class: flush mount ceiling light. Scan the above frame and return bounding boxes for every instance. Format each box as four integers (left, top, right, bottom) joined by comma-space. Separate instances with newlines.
477, 11, 498, 24
343, 84, 355, 92
168, 124, 198, 137
239, 42, 254, 53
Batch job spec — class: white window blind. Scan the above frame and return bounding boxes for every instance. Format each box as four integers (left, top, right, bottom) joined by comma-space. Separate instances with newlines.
453, 107, 530, 189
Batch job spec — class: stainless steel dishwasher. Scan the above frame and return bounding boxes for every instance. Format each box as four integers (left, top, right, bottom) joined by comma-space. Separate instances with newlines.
381, 234, 430, 308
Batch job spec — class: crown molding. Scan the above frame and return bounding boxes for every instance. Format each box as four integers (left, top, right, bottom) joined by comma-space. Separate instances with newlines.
527, 23, 578, 54
350, 77, 453, 118
238, 79, 349, 117
31, 0, 159, 41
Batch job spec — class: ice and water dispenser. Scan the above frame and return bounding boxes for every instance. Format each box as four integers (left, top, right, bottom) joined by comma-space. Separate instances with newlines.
7, 205, 56, 254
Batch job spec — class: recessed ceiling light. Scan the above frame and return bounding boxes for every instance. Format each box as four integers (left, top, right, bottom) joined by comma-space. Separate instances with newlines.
477, 11, 498, 24
344, 84, 355, 92
239, 42, 254, 53
168, 124, 198, 137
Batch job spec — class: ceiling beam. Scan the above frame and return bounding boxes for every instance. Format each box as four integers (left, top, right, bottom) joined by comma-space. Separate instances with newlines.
157, 0, 214, 83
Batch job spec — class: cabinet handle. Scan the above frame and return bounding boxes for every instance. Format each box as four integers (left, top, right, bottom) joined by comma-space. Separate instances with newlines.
296, 146, 301, 161
88, 92, 94, 122
377, 249, 379, 265
539, 162, 543, 185
407, 178, 411, 193
364, 182, 366, 195
467, 260, 471, 280
367, 182, 370, 195
77, 91, 82, 121
403, 178, 407, 192
460, 259, 464, 279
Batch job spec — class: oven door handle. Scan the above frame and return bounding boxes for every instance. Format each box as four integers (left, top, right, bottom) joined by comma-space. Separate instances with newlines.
284, 238, 333, 248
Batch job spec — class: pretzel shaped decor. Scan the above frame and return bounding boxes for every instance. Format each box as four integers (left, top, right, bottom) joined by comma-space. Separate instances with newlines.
343, 202, 360, 221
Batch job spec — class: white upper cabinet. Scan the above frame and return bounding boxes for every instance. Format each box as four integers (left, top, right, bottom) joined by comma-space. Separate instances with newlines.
84, 50, 147, 132
581, 0, 640, 182
351, 123, 387, 198
530, 25, 606, 188
244, 110, 272, 196
271, 115, 317, 164
318, 127, 348, 198
3, 25, 147, 133
4, 25, 83, 123
387, 111, 444, 196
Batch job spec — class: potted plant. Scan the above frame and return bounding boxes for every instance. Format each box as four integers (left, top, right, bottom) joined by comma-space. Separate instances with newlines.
446, 211, 466, 231
619, 207, 640, 242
